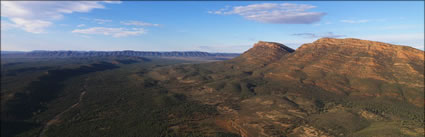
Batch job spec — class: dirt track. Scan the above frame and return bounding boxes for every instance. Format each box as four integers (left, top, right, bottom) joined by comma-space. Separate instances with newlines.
38, 78, 88, 137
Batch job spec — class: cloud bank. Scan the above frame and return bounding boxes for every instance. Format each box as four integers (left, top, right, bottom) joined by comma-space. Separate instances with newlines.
209, 3, 326, 24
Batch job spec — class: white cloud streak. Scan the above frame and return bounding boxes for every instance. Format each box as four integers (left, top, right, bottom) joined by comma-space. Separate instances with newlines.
93, 18, 112, 24
10, 18, 52, 33
209, 3, 326, 24
72, 27, 146, 38
121, 21, 160, 27
77, 24, 86, 27
292, 32, 346, 38
0, 1, 119, 33
103, 1, 122, 4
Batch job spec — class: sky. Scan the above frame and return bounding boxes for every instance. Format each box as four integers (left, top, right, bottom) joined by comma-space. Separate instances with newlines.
1, 1, 424, 53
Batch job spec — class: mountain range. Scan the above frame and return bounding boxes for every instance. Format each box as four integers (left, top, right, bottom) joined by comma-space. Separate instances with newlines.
2, 50, 240, 58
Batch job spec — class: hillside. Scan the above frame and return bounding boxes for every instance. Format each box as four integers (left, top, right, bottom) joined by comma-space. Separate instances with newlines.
263, 38, 424, 106
148, 38, 424, 137
1, 57, 241, 137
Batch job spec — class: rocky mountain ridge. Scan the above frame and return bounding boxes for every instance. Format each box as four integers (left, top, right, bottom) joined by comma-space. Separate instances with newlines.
148, 37, 424, 137
230, 41, 295, 68
261, 38, 424, 106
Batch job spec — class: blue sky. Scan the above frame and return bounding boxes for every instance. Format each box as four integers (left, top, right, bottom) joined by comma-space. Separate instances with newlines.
1, 1, 424, 52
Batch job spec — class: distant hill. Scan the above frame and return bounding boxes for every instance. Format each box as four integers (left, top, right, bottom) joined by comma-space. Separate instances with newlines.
2, 50, 240, 58
0, 51, 27, 55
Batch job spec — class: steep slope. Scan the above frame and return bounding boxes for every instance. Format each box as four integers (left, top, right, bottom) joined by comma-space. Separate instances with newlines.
263, 38, 424, 106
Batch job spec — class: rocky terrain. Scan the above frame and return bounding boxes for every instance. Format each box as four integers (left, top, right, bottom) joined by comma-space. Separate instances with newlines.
265, 38, 424, 107
231, 41, 295, 67
148, 38, 424, 137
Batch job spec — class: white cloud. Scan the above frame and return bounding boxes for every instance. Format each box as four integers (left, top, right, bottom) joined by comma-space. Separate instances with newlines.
77, 24, 86, 27
0, 1, 108, 20
121, 21, 160, 27
103, 1, 122, 4
93, 18, 112, 24
10, 18, 52, 33
72, 27, 146, 38
340, 19, 369, 24
209, 3, 326, 24
0, 1, 119, 33
1, 19, 52, 34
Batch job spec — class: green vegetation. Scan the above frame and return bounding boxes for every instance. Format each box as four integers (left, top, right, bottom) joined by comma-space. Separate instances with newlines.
1, 57, 237, 137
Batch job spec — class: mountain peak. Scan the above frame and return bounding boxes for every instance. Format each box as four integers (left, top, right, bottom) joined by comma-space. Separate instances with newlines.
254, 41, 295, 53
230, 41, 294, 67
